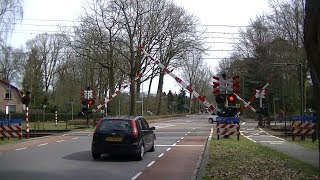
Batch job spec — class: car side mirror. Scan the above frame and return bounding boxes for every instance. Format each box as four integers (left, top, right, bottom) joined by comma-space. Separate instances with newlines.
149, 127, 155, 130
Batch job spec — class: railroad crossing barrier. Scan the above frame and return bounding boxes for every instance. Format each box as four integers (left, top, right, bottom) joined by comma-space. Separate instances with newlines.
216, 117, 240, 140
0, 119, 22, 139
291, 116, 317, 142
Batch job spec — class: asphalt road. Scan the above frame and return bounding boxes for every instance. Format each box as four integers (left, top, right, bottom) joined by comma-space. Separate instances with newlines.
0, 115, 212, 180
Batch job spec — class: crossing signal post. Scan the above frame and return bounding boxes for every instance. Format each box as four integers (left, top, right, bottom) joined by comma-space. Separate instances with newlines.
21, 91, 31, 139
79, 87, 96, 127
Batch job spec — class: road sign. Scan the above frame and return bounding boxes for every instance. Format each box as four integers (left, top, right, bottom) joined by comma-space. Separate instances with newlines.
255, 89, 265, 98
213, 74, 240, 95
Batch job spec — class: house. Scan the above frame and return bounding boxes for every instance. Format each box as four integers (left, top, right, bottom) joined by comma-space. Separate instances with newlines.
0, 79, 24, 114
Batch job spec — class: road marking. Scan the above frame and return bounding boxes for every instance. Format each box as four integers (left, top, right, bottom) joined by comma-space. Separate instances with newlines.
147, 161, 155, 167
180, 137, 184, 140
15, 147, 28, 151
62, 134, 70, 136
153, 124, 176, 129
177, 140, 180, 143
166, 148, 171, 151
188, 131, 191, 133
72, 137, 79, 140
185, 134, 187, 136
87, 134, 91, 136
38, 143, 48, 146
270, 142, 284, 144
242, 134, 256, 143
131, 172, 143, 180
157, 145, 203, 147
241, 122, 246, 125
209, 127, 213, 141
172, 143, 176, 146
56, 140, 65, 143
260, 141, 285, 143
193, 128, 195, 130
158, 153, 164, 158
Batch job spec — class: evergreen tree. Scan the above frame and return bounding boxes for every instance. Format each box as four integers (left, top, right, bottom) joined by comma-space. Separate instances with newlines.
22, 49, 45, 107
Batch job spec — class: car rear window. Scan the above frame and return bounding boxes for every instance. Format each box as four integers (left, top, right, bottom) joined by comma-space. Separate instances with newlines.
97, 119, 132, 133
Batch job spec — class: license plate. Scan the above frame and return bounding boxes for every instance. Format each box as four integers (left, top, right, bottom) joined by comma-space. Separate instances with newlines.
106, 137, 123, 142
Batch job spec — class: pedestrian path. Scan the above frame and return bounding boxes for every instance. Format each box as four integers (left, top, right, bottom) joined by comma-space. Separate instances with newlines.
241, 123, 319, 168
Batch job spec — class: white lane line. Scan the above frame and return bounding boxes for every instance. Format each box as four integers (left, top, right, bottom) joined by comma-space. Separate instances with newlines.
185, 134, 187, 136
38, 143, 48, 147
180, 137, 184, 140
87, 134, 91, 136
209, 127, 213, 141
260, 141, 285, 143
15, 147, 28, 151
270, 142, 284, 145
188, 131, 191, 133
62, 134, 70, 136
158, 153, 164, 158
72, 137, 79, 140
242, 134, 256, 143
177, 140, 180, 143
147, 161, 155, 167
166, 148, 171, 151
172, 143, 176, 146
241, 122, 246, 125
131, 172, 143, 180
56, 140, 65, 143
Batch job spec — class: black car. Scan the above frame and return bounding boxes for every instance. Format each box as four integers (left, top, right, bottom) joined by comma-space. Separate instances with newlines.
91, 116, 156, 160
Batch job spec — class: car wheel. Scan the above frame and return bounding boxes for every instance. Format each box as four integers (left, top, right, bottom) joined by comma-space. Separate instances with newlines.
92, 152, 101, 160
135, 143, 145, 161
208, 118, 214, 124
149, 139, 156, 152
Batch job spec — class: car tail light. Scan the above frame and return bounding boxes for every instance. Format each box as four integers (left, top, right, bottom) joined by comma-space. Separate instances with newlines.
131, 120, 138, 138
93, 118, 103, 136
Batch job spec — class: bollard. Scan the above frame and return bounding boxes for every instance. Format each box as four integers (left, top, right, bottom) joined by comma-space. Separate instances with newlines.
55, 110, 58, 127
26, 107, 29, 139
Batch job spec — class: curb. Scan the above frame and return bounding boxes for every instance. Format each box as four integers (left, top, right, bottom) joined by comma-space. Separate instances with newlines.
192, 136, 210, 180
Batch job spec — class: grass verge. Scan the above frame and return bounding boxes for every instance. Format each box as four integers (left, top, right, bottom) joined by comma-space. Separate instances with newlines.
0, 138, 22, 145
203, 137, 319, 179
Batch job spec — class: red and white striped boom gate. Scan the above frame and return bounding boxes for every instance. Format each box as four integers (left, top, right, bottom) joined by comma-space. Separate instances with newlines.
140, 46, 219, 115
0, 119, 22, 139
238, 79, 272, 113
92, 73, 142, 113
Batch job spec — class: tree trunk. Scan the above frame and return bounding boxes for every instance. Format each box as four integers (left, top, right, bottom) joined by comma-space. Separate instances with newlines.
108, 66, 115, 113
303, 0, 320, 170
156, 72, 165, 115
147, 74, 154, 97
188, 92, 192, 114
129, 82, 136, 116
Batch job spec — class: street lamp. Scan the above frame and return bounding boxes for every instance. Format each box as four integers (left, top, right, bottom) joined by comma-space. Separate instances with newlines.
272, 63, 304, 116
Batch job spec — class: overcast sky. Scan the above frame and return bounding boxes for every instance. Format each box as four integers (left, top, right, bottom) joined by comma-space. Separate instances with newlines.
8, 0, 271, 93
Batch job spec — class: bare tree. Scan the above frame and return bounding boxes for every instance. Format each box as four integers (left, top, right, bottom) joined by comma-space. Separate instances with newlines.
0, 0, 23, 44
180, 49, 210, 113
26, 33, 67, 100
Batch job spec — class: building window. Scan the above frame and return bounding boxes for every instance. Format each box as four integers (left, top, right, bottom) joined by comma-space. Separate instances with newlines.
5, 89, 12, 100
10, 105, 16, 113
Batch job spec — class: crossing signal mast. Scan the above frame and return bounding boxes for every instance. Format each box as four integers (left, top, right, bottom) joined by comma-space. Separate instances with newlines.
213, 73, 239, 117
79, 87, 95, 116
